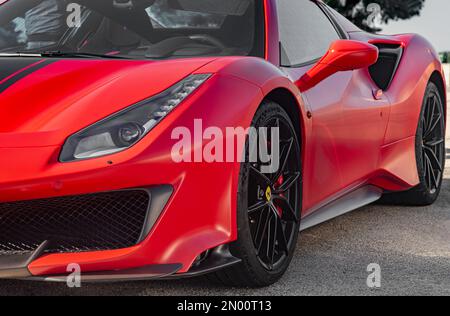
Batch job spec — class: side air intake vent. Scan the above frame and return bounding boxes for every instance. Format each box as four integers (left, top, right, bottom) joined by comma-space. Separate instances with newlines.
369, 43, 403, 91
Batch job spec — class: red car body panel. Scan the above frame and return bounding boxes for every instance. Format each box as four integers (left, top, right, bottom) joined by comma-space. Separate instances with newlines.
0, 0, 446, 279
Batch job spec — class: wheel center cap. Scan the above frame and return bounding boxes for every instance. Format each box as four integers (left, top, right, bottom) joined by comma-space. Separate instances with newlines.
265, 186, 272, 202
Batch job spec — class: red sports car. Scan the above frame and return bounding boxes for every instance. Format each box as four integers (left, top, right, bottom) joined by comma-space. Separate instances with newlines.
0, 0, 446, 287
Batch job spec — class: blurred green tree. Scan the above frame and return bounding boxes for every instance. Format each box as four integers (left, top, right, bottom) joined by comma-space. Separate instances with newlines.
325, 0, 425, 32
440, 52, 449, 63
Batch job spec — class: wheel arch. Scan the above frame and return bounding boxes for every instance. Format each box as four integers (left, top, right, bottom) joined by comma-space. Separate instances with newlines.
429, 70, 447, 119
264, 88, 304, 149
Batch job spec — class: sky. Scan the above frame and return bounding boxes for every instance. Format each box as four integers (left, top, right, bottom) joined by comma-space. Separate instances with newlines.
381, 0, 450, 53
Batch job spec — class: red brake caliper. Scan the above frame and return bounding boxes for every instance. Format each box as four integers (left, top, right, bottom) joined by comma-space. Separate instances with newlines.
275, 175, 284, 217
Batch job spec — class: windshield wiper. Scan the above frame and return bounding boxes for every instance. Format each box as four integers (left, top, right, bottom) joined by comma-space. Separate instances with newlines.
40, 51, 131, 59
0, 51, 130, 59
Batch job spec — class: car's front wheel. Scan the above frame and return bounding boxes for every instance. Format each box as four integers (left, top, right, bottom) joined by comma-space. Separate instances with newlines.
209, 100, 302, 287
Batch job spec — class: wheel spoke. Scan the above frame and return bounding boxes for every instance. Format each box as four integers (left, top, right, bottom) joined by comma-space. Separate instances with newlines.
270, 213, 278, 266
248, 200, 269, 214
274, 118, 280, 128
424, 154, 435, 190
424, 156, 431, 190
422, 149, 427, 171
421, 115, 427, 137
275, 216, 289, 255
250, 165, 271, 187
429, 157, 439, 190
424, 97, 435, 133
272, 138, 294, 182
272, 195, 299, 223
426, 151, 441, 190
251, 207, 265, 242
424, 112, 442, 139
425, 138, 444, 147
265, 213, 273, 264
256, 208, 271, 254
274, 172, 301, 194
424, 146, 443, 172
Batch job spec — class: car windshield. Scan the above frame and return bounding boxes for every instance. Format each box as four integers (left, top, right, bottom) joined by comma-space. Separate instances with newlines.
0, 0, 264, 59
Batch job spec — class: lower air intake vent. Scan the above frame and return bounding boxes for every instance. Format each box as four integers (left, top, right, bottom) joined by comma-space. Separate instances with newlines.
0, 190, 150, 255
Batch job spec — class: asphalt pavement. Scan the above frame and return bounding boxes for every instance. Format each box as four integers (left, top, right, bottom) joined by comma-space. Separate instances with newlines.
0, 88, 449, 296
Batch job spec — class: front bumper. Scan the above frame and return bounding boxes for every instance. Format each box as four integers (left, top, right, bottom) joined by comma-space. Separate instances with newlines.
0, 182, 240, 281
0, 151, 239, 279
0, 143, 240, 280
0, 172, 240, 281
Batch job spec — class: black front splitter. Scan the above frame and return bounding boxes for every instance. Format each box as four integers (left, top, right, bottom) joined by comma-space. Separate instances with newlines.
26, 264, 183, 283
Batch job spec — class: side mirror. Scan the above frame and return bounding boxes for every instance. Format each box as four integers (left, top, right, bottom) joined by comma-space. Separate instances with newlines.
296, 40, 379, 92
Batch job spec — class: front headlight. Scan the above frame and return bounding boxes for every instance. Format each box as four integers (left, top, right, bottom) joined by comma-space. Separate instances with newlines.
60, 74, 211, 162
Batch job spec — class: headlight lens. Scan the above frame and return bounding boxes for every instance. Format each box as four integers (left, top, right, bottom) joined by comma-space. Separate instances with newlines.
60, 74, 211, 162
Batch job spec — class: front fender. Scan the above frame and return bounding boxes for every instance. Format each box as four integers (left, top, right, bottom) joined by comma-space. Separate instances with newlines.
197, 56, 309, 148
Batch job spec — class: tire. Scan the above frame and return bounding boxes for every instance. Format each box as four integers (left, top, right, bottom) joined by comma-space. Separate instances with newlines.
380, 82, 446, 206
209, 100, 302, 287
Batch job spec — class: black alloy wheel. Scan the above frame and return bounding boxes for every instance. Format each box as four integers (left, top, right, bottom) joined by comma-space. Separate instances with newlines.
420, 90, 445, 194
209, 100, 302, 287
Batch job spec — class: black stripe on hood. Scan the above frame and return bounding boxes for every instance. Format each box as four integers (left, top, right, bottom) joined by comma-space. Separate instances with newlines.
0, 57, 56, 94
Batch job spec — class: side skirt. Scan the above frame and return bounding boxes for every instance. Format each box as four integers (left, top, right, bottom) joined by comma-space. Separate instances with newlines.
300, 185, 383, 231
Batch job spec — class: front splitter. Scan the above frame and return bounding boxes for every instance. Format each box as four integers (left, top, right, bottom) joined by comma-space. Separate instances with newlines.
26, 263, 183, 283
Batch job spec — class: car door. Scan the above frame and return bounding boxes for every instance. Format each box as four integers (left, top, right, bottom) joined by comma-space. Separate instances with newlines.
276, 0, 390, 215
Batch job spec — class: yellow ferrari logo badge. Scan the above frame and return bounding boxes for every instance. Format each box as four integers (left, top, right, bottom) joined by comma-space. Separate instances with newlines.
265, 187, 272, 202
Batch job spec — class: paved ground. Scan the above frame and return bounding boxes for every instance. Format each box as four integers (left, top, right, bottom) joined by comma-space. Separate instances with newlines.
0, 89, 449, 296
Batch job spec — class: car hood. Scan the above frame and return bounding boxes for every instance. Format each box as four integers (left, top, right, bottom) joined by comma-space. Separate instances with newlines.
0, 57, 215, 147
